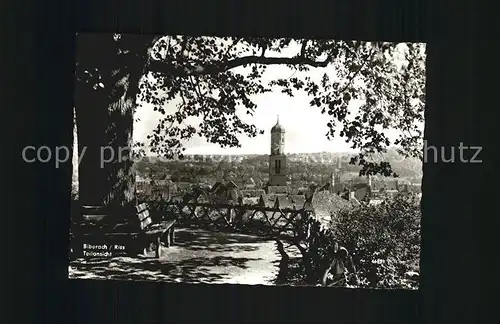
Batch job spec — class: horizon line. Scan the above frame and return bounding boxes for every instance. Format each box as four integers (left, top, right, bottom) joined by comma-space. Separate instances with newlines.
143, 148, 411, 157
145, 151, 360, 157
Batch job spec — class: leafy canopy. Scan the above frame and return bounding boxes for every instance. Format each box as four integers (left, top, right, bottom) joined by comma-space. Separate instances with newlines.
78, 35, 426, 177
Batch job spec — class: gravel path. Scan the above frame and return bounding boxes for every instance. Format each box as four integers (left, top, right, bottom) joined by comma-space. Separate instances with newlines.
69, 227, 299, 285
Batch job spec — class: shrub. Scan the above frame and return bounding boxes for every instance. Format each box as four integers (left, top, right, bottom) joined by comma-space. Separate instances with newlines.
329, 193, 421, 289
283, 193, 421, 288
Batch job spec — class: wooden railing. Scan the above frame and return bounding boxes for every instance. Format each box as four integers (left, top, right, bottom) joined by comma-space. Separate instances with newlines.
160, 196, 314, 237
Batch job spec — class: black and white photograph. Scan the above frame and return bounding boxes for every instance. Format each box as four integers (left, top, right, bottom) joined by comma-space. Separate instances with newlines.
68, 33, 425, 289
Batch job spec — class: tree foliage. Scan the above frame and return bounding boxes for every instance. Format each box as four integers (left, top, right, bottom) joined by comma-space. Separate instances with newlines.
278, 193, 421, 288
330, 194, 421, 288
76, 34, 426, 177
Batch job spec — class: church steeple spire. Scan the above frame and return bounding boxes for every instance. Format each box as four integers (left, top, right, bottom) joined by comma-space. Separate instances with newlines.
271, 115, 285, 134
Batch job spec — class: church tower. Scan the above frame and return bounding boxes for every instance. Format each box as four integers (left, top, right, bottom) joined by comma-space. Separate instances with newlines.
269, 115, 287, 187
330, 170, 341, 193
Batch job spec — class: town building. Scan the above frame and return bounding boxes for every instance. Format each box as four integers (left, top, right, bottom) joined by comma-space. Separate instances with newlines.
135, 174, 178, 200
268, 115, 288, 189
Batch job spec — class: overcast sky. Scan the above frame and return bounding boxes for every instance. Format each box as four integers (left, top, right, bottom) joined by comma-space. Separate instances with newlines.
133, 39, 425, 155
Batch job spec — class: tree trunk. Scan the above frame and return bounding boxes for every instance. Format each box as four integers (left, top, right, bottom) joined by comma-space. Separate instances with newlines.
302, 254, 318, 285
74, 34, 154, 221
290, 239, 316, 284
275, 239, 290, 284
76, 88, 136, 212
71, 106, 78, 200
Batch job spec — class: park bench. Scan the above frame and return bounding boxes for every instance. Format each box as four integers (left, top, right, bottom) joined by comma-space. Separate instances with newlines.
71, 203, 176, 259
135, 202, 176, 258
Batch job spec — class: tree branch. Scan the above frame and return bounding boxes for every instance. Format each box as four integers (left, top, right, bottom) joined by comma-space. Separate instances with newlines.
189, 75, 202, 97
300, 40, 308, 57
290, 237, 308, 256
224, 38, 241, 59
180, 36, 189, 57
144, 35, 166, 73
148, 55, 329, 77
275, 239, 290, 260
339, 48, 375, 94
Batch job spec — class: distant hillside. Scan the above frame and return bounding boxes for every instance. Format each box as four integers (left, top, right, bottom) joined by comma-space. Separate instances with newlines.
135, 148, 422, 180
